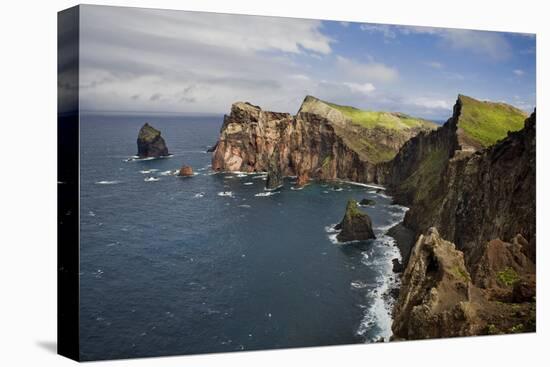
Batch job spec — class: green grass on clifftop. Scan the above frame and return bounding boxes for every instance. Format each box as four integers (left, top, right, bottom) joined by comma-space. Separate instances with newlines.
458, 95, 527, 148
327, 102, 437, 131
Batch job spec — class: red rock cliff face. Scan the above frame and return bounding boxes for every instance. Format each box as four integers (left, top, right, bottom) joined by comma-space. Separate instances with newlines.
212, 96, 432, 182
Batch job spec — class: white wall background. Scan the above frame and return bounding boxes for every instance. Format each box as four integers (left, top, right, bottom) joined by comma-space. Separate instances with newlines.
0, 0, 547, 365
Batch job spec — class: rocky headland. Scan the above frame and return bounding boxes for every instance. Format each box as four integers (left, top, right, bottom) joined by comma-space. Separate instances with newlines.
212, 96, 435, 182
384, 99, 535, 339
210, 93, 536, 340
137, 123, 169, 158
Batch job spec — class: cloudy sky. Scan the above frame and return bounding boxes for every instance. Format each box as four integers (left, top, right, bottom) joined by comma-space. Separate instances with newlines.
79, 5, 536, 119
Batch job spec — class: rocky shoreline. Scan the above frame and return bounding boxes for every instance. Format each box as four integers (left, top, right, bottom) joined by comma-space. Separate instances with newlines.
206, 93, 535, 340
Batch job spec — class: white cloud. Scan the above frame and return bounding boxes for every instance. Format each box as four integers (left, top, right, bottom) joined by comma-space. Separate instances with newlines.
78, 5, 337, 113
335, 56, 398, 83
343, 82, 376, 94
360, 24, 396, 39
513, 69, 525, 76
406, 97, 452, 110
360, 24, 512, 59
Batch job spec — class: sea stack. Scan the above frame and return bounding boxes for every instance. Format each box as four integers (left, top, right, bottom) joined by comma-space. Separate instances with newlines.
265, 151, 283, 190
137, 123, 169, 158
336, 200, 375, 242
178, 165, 194, 177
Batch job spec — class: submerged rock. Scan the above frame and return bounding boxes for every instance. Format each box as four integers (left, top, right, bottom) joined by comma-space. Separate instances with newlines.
137, 123, 169, 158
392, 258, 404, 273
178, 165, 194, 177
335, 200, 375, 242
359, 198, 376, 206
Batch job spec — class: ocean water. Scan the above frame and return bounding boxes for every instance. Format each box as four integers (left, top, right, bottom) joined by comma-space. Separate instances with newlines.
79, 113, 408, 360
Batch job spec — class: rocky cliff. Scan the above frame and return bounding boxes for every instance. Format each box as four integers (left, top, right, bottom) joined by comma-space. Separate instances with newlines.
380, 96, 534, 267
212, 96, 435, 182
137, 123, 169, 158
387, 97, 536, 340
392, 227, 535, 340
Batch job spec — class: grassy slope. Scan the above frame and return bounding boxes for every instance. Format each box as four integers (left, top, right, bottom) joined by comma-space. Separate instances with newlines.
327, 102, 437, 131
398, 147, 448, 204
458, 95, 527, 148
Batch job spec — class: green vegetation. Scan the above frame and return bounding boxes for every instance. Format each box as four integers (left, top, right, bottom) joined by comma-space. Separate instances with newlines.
486, 324, 501, 335
452, 266, 471, 283
458, 95, 527, 148
327, 102, 437, 131
508, 323, 524, 333
346, 200, 362, 216
397, 148, 448, 204
322, 156, 332, 169
497, 267, 520, 287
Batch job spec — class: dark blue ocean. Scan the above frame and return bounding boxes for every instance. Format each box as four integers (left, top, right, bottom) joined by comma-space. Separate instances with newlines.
79, 113, 407, 360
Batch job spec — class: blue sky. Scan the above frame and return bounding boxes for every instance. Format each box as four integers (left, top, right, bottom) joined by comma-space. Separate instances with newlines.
79, 6, 536, 120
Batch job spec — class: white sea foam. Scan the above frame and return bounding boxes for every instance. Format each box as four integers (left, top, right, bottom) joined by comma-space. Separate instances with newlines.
193, 192, 205, 198
252, 175, 267, 180
353, 200, 407, 342
144, 177, 159, 182
356, 237, 401, 342
217, 191, 234, 197
160, 170, 177, 176
339, 180, 386, 191
95, 180, 121, 185
236, 173, 248, 178
238, 204, 251, 208
290, 186, 304, 190
243, 182, 254, 185
254, 191, 279, 197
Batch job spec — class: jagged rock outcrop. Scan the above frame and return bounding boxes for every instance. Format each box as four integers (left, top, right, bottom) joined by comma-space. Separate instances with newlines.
211, 102, 293, 172
137, 123, 169, 158
335, 200, 375, 242
380, 97, 535, 268
212, 96, 435, 182
392, 228, 479, 339
265, 150, 283, 190
388, 97, 536, 340
178, 165, 193, 177
392, 228, 536, 340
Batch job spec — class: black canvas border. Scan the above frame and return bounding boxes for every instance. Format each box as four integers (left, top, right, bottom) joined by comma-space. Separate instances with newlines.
57, 5, 80, 361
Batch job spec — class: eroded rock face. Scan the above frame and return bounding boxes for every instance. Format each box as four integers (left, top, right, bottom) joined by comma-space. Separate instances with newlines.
265, 150, 283, 190
178, 165, 193, 177
392, 228, 478, 339
137, 123, 169, 158
335, 200, 375, 242
211, 96, 433, 182
392, 228, 536, 340
380, 99, 536, 269
295, 171, 309, 188
388, 102, 536, 339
